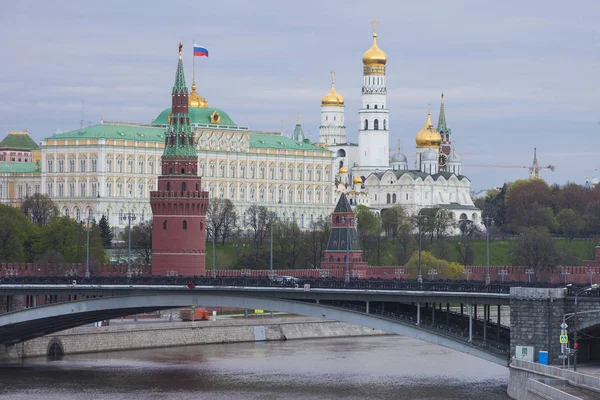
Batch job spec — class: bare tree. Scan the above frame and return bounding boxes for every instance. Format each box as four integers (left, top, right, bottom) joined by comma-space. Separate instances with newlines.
303, 218, 331, 269
275, 219, 303, 269
122, 221, 153, 265
512, 228, 560, 273
245, 205, 269, 249
21, 193, 59, 226
219, 199, 238, 244
456, 219, 482, 267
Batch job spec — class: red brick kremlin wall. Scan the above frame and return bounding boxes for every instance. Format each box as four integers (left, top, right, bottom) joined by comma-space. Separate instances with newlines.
3, 260, 600, 284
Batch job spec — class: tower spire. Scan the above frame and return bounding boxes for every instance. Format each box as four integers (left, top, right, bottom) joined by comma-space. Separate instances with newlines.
437, 92, 448, 132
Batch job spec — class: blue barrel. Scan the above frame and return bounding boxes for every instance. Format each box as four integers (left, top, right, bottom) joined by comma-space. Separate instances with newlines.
538, 351, 548, 365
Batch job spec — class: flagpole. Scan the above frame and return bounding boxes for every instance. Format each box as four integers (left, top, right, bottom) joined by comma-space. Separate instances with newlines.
192, 39, 196, 83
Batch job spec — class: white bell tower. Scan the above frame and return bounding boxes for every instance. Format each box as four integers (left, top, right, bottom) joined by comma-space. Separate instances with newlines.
358, 20, 389, 173
319, 71, 346, 145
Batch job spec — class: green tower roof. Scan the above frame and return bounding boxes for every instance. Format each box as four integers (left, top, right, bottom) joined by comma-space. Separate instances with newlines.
333, 193, 353, 213
0, 131, 40, 150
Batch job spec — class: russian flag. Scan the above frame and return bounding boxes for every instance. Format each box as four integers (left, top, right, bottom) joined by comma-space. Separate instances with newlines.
193, 44, 209, 57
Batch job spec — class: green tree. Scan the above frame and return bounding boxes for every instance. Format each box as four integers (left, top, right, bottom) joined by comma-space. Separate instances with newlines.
355, 205, 379, 234
556, 208, 584, 239
21, 193, 59, 226
381, 206, 408, 242
512, 228, 559, 272
122, 221, 153, 265
0, 204, 31, 262
98, 215, 113, 247
406, 250, 464, 280
456, 219, 482, 267
505, 179, 553, 230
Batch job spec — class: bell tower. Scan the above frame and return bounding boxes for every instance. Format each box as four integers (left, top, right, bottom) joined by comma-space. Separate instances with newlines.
151, 43, 209, 276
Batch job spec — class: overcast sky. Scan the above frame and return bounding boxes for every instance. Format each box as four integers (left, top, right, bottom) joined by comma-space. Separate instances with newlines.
1, 0, 598, 190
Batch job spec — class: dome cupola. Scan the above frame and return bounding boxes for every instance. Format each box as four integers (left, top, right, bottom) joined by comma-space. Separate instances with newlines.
362, 22, 387, 67
321, 71, 344, 107
415, 108, 442, 149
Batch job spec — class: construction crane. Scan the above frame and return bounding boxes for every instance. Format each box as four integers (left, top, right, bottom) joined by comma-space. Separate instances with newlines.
464, 148, 555, 179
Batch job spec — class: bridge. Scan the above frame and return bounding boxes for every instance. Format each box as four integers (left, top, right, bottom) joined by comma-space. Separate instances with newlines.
1, 277, 599, 367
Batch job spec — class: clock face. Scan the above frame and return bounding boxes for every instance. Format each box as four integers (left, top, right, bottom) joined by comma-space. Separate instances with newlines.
439, 152, 449, 167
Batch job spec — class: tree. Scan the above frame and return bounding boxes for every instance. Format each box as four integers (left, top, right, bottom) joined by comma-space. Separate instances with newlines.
122, 221, 153, 265
303, 218, 331, 269
394, 218, 414, 265
418, 207, 455, 243
456, 219, 482, 267
245, 205, 269, 249
98, 215, 113, 247
21, 193, 59, 226
381, 206, 409, 242
406, 250, 464, 280
556, 208, 584, 239
355, 206, 385, 264
512, 228, 559, 272
355, 205, 379, 234
473, 185, 508, 228
505, 179, 553, 230
0, 205, 30, 262
219, 199, 238, 244
274, 220, 303, 269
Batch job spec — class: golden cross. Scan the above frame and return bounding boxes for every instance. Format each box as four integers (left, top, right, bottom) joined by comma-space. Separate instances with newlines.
371, 19, 378, 34
428, 103, 431, 114
330, 70, 335, 86
297, 112, 300, 122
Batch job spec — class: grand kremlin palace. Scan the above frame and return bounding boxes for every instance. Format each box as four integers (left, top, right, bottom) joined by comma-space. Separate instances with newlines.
0, 80, 335, 229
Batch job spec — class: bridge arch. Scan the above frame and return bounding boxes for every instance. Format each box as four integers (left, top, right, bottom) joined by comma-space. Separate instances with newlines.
0, 294, 507, 366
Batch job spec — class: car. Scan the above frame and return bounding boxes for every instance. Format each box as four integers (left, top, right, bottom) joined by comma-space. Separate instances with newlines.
274, 275, 299, 284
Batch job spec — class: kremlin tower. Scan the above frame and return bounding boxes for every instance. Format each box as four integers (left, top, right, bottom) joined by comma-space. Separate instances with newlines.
150, 43, 209, 276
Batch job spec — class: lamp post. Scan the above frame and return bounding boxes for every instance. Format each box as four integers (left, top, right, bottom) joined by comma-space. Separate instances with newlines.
483, 216, 493, 285
85, 195, 101, 279
561, 268, 570, 285
525, 268, 535, 283
345, 217, 350, 284
122, 211, 136, 278
416, 214, 427, 284
212, 230, 216, 278
428, 268, 438, 280
570, 284, 599, 370
498, 269, 508, 283
269, 211, 274, 279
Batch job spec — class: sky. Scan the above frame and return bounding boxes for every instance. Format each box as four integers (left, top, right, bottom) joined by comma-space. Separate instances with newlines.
0, 0, 598, 191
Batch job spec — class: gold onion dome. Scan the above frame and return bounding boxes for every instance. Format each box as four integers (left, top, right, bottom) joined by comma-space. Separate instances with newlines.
321, 71, 344, 107
362, 28, 387, 66
188, 81, 208, 108
415, 110, 442, 148
339, 166, 348, 174
353, 175, 363, 184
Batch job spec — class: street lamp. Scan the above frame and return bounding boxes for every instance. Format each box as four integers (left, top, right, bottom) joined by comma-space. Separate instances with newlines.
211, 230, 216, 278
428, 268, 438, 280
566, 284, 599, 371
416, 214, 427, 284
525, 268, 535, 283
85, 194, 101, 279
483, 216, 493, 285
498, 269, 508, 283
121, 211, 136, 278
345, 215, 350, 284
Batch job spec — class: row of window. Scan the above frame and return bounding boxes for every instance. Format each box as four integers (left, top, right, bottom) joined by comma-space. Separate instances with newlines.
199, 162, 331, 181
1, 184, 40, 199
61, 207, 147, 225
47, 158, 156, 174
207, 184, 331, 204
363, 119, 387, 131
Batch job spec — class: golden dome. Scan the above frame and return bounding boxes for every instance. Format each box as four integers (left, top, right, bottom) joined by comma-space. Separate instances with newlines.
339, 166, 348, 174
353, 174, 363, 184
188, 81, 208, 108
321, 71, 344, 107
415, 110, 442, 149
362, 28, 387, 66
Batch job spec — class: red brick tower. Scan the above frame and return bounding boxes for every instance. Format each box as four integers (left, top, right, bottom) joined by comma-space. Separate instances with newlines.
150, 43, 208, 276
321, 193, 368, 273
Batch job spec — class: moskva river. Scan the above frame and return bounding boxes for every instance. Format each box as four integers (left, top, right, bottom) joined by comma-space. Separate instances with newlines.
0, 336, 509, 399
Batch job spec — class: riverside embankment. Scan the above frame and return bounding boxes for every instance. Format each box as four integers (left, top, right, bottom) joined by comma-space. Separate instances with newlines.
3, 317, 387, 360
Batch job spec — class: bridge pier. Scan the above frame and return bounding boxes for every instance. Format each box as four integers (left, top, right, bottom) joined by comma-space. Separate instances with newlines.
416, 302, 420, 326
366, 301, 369, 314
468, 304, 473, 343
446, 303, 449, 327
431, 303, 435, 327
497, 305, 501, 342
483, 304, 487, 343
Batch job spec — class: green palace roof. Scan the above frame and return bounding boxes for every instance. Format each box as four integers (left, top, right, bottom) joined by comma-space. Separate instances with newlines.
153, 107, 237, 127
0, 131, 40, 150
45, 124, 165, 142
249, 133, 330, 152
0, 162, 39, 174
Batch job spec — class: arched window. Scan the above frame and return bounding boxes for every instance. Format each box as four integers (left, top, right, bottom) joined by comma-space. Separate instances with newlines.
167, 182, 170, 191
374, 119, 379, 130
383, 120, 387, 130
183, 220, 187, 230
387, 193, 391, 203
374, 104, 378, 109
364, 119, 368, 130
182, 182, 186, 192
366, 104, 369, 109
392, 193, 397, 203
329, 256, 334, 262
200, 221, 203, 231
169, 167, 172, 175
163, 220, 167, 230
336, 216, 339, 223
181, 168, 185, 175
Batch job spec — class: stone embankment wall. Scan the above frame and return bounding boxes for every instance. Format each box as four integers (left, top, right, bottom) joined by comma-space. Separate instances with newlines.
6, 317, 386, 360
508, 359, 600, 400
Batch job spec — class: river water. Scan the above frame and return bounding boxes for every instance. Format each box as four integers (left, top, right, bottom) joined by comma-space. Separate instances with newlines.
0, 336, 509, 399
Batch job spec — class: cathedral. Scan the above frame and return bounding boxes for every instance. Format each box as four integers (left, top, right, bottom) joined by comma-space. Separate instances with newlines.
319, 23, 481, 225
